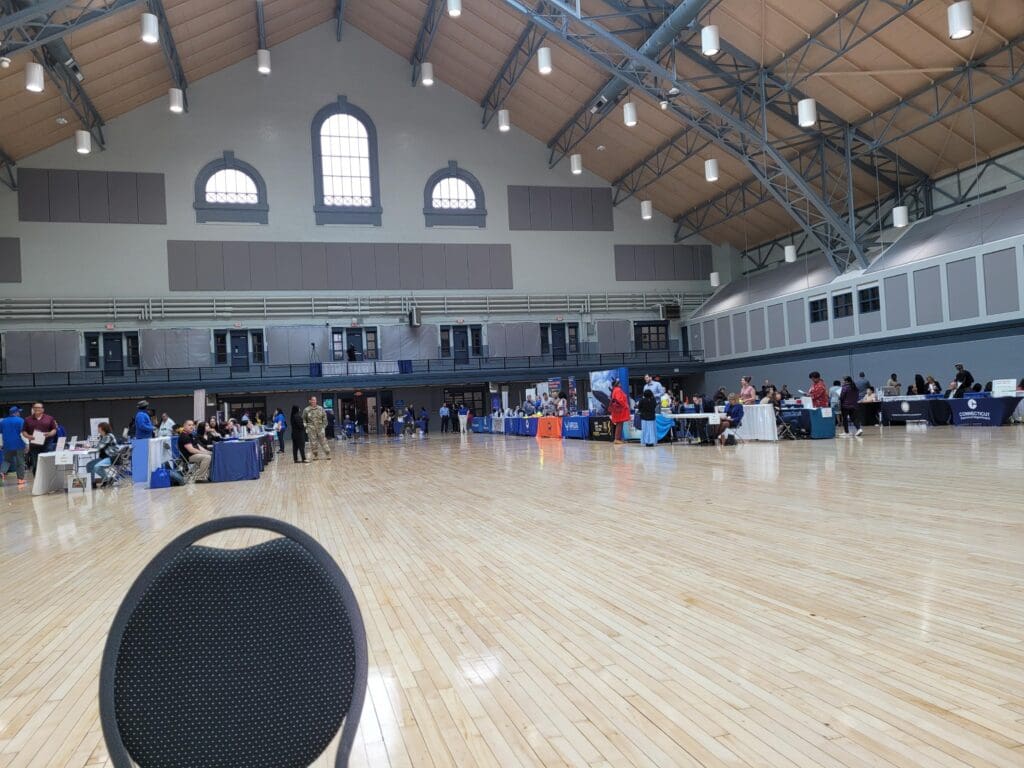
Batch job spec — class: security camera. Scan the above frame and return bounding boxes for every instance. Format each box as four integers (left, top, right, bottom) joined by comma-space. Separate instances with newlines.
589, 95, 608, 114
0, 57, 11, 69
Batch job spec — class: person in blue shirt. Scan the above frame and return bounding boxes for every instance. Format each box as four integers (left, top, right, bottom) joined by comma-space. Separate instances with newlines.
272, 408, 287, 453
419, 407, 430, 435
134, 400, 155, 439
457, 404, 470, 434
1, 406, 27, 487
439, 403, 451, 433
717, 393, 744, 445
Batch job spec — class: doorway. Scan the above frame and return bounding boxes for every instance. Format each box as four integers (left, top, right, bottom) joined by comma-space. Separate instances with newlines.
452, 326, 469, 365
103, 332, 124, 376
550, 323, 567, 362
229, 330, 249, 371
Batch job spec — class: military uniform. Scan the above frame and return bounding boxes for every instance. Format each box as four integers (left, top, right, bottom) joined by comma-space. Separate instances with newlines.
302, 404, 331, 459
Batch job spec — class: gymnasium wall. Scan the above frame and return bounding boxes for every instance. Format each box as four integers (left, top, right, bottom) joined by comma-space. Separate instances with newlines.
0, 21, 727, 305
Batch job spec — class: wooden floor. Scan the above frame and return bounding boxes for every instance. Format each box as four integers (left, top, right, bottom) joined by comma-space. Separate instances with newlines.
1, 426, 1023, 767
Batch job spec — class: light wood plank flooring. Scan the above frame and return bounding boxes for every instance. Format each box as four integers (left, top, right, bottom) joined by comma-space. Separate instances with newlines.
1, 426, 1022, 767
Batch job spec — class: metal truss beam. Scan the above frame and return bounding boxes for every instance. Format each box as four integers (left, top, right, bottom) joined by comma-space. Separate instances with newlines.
502, 0, 866, 274
334, 0, 344, 41
0, 0, 142, 57
480, 0, 548, 129
34, 44, 106, 149
147, 0, 188, 112
0, 147, 16, 191
545, 0, 711, 168
256, 0, 266, 49
409, 0, 445, 87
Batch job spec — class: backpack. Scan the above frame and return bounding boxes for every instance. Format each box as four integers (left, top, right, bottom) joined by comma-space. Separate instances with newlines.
150, 467, 171, 489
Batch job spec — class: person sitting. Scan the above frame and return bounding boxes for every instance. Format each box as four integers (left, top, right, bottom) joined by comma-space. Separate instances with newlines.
906, 384, 919, 395
717, 393, 744, 445
861, 386, 878, 403
759, 386, 777, 405
177, 419, 212, 482
197, 421, 221, 450
925, 375, 941, 394
86, 422, 120, 485
884, 374, 900, 396
523, 399, 536, 416
780, 385, 793, 400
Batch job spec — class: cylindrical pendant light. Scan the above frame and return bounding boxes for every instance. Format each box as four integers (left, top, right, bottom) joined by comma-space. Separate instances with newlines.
797, 97, 817, 128
659, 99, 669, 110
570, 153, 583, 175
256, 48, 271, 75
704, 158, 719, 182
75, 130, 91, 155
640, 200, 653, 220
709, 271, 721, 288
25, 61, 44, 92
537, 46, 552, 75
420, 62, 434, 86
947, 0, 973, 40
784, 244, 797, 263
168, 87, 184, 113
701, 25, 720, 56
498, 109, 511, 132
140, 12, 159, 44
623, 100, 638, 127
447, 0, 462, 17
892, 205, 909, 228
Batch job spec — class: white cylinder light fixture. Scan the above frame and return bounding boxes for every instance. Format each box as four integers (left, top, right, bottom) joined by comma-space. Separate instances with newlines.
892, 204, 909, 228
641, 200, 653, 220
420, 62, 434, 86
25, 61, 44, 92
447, 0, 462, 17
947, 0, 973, 40
701, 25, 720, 56
570, 153, 583, 175
623, 100, 638, 127
784, 244, 797, 263
168, 87, 184, 113
710, 271, 721, 288
537, 46, 552, 75
257, 48, 271, 75
75, 129, 91, 155
498, 108, 511, 132
704, 158, 719, 182
797, 97, 817, 128
140, 12, 159, 44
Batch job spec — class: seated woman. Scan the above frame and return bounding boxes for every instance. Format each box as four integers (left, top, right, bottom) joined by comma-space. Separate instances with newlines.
861, 386, 878, 403
86, 422, 120, 485
759, 386, 777, 405
924, 375, 941, 394
197, 421, 222, 450
716, 393, 744, 445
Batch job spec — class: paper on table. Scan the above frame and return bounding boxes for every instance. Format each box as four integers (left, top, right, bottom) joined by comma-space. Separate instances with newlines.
31, 430, 46, 445
56, 437, 66, 451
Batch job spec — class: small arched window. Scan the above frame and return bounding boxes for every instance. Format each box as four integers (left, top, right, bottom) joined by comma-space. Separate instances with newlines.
423, 161, 486, 227
311, 96, 382, 226
193, 151, 269, 224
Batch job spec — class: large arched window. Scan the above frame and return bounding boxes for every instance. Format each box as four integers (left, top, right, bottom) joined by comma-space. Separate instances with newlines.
423, 161, 486, 227
193, 151, 269, 224
311, 96, 382, 226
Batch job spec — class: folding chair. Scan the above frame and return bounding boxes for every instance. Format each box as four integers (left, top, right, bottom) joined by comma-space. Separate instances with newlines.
100, 444, 134, 487
776, 411, 799, 440
99, 516, 367, 768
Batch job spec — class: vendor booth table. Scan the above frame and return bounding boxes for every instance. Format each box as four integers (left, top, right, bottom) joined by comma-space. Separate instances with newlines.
131, 436, 173, 486
734, 404, 778, 442
587, 416, 614, 441
561, 416, 589, 439
32, 448, 97, 495
948, 396, 1020, 426
537, 417, 562, 438
780, 407, 836, 438
211, 440, 261, 483
881, 397, 951, 425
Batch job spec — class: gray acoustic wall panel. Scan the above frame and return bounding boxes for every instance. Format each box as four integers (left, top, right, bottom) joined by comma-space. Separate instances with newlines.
326, 243, 353, 290
766, 303, 785, 348
275, 243, 302, 290
859, 309, 882, 334
18, 169, 167, 224
140, 330, 165, 369
300, 243, 327, 290
809, 317, 830, 342
716, 316, 732, 356
350, 244, 376, 289
31, 331, 57, 372
946, 257, 979, 321
731, 312, 748, 355
508, 186, 615, 231
833, 315, 854, 339
443, 244, 469, 289
266, 327, 290, 365
614, 246, 635, 281
187, 330, 211, 367
489, 245, 513, 289
786, 299, 806, 345
982, 248, 1019, 315
222, 241, 252, 290
615, 243, 712, 281
398, 244, 423, 290
163, 329, 191, 369
421, 244, 445, 290
373, 244, 399, 289
634, 246, 655, 281
195, 241, 224, 290
487, 324, 507, 358
913, 266, 942, 326
54, 331, 80, 372
884, 274, 911, 330
702, 319, 717, 359
167, 241, 197, 291
596, 320, 630, 354
654, 246, 674, 281
748, 307, 766, 351
467, 245, 490, 289
249, 242, 276, 290
0, 238, 21, 282
520, 322, 542, 357
3, 331, 32, 373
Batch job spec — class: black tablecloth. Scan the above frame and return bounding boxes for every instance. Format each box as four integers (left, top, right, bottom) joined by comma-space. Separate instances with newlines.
881, 399, 951, 425
587, 416, 614, 442
856, 401, 882, 426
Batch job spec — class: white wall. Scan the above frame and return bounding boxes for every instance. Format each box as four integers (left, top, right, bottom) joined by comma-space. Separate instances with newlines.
0, 21, 719, 300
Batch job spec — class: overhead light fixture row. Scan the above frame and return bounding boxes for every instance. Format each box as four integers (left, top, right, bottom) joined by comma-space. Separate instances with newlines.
141, 12, 159, 44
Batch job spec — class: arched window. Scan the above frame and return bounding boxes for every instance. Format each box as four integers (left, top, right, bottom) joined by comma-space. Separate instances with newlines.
423, 161, 486, 227
193, 151, 269, 224
311, 96, 382, 226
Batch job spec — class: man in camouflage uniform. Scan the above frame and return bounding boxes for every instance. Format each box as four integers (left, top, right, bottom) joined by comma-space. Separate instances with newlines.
302, 395, 331, 460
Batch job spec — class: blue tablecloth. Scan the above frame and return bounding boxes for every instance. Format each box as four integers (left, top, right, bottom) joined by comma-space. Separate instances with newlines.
503, 417, 523, 435
471, 416, 493, 433
211, 440, 261, 482
781, 407, 836, 438
948, 396, 1019, 426
561, 416, 589, 439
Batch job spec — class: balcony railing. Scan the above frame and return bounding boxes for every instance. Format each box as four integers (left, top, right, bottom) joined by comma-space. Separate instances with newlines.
0, 350, 704, 391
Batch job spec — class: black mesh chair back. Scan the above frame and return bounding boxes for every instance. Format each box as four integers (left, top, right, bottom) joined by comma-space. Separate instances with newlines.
99, 516, 367, 768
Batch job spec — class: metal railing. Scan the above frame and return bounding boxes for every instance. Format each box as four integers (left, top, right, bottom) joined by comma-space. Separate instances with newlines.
0, 349, 705, 391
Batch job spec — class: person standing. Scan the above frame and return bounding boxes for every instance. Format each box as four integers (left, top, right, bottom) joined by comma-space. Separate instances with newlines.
556, 391, 568, 417
638, 389, 658, 447
290, 405, 308, 463
157, 412, 176, 437
839, 376, 863, 437
457, 403, 469, 433
419, 406, 430, 435
950, 363, 974, 397
177, 419, 212, 481
739, 376, 757, 405
1, 406, 27, 488
856, 371, 872, 396
381, 408, 392, 437
21, 402, 58, 472
807, 372, 829, 409
302, 396, 331, 460
134, 400, 155, 439
439, 403, 451, 433
272, 408, 287, 453
609, 378, 630, 445
642, 374, 665, 399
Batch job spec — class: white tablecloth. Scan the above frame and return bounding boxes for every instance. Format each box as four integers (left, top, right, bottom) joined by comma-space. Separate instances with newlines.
735, 404, 778, 441
32, 450, 96, 496
148, 437, 173, 474
492, 417, 505, 434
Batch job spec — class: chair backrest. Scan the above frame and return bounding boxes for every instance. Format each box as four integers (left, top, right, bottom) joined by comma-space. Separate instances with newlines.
100, 516, 367, 768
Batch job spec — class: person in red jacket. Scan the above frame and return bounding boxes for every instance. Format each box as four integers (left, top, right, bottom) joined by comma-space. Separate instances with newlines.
608, 378, 631, 444
807, 371, 829, 409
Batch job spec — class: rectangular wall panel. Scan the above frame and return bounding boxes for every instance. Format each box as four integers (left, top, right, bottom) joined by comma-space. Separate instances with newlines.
505, 323, 524, 356
884, 273, 911, 330
731, 312, 748, 355
443, 244, 469, 289
163, 329, 191, 369
222, 242, 252, 290
614, 246, 635, 281
859, 308, 881, 334
78, 171, 110, 223
570, 188, 594, 231
766, 303, 785, 348
507, 186, 532, 230
913, 266, 942, 326
195, 241, 224, 290
140, 330, 166, 369
17, 168, 49, 221
489, 245, 513, 289
467, 245, 490, 289
946, 257, 979, 321
634, 246, 655, 281
688, 323, 702, 355
521, 322, 542, 356
833, 315, 854, 338
548, 187, 573, 231
31, 331, 56, 372
167, 241, 197, 291
654, 246, 674, 281
325, 243, 353, 290
300, 243, 327, 290
187, 330, 210, 367
508, 185, 614, 231
249, 242, 277, 290
373, 244, 399, 290
702, 320, 717, 359
350, 244, 376, 290
0, 238, 21, 282
16, 168, 166, 224
809, 316, 830, 342
107, 172, 139, 224
528, 187, 552, 230
786, 299, 806, 345
748, 307, 766, 351
716, 316, 732, 356
421, 244, 445, 290
590, 188, 614, 231
982, 248, 1019, 315
266, 328, 290, 365
398, 244, 423, 290
48, 169, 80, 222
136, 173, 167, 224
53, 331, 80, 371
275, 243, 302, 290
3, 331, 32, 373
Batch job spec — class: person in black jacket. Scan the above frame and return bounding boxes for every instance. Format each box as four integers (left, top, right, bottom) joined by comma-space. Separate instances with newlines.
839, 376, 863, 437
290, 405, 308, 463
638, 389, 658, 447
